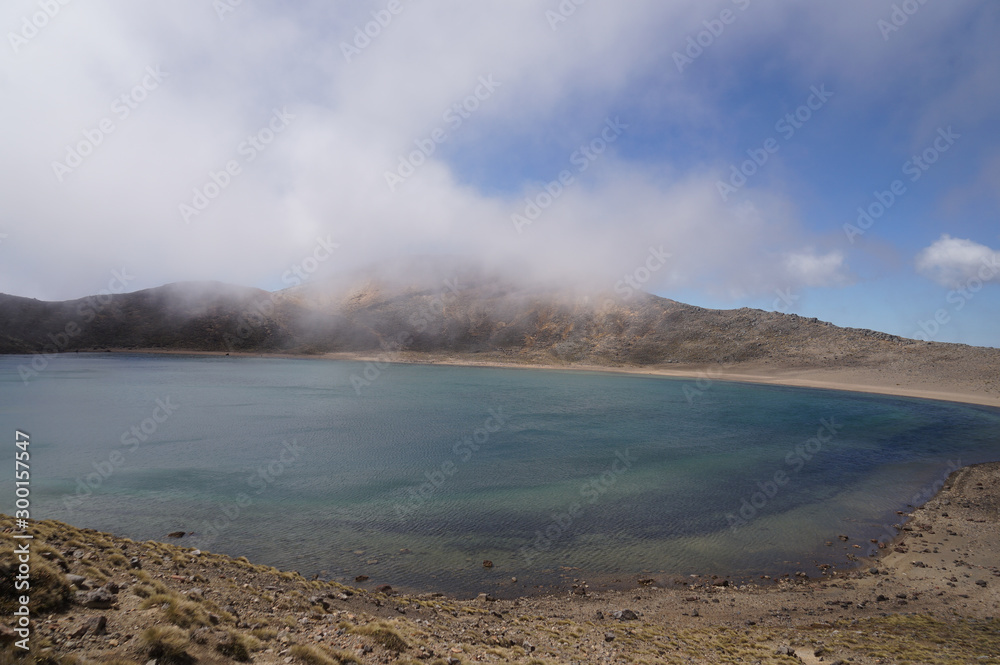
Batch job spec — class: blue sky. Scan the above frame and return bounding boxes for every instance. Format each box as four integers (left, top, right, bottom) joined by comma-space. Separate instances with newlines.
1, 0, 998, 346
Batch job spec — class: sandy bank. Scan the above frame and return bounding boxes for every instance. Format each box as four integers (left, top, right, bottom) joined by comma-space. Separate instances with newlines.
101, 347, 1000, 408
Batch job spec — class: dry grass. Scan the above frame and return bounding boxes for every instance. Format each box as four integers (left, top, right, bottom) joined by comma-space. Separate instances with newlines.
351, 621, 409, 652
140, 625, 194, 664
140, 593, 210, 628
823, 615, 1000, 665
215, 630, 261, 661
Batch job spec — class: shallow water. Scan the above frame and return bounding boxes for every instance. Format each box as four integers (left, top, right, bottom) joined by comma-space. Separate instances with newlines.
2, 353, 998, 597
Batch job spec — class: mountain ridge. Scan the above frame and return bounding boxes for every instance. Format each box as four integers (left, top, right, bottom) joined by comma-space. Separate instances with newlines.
0, 278, 912, 359
2, 278, 998, 402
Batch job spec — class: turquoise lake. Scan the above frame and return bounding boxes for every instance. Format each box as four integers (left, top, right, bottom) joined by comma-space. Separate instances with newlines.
2, 353, 999, 597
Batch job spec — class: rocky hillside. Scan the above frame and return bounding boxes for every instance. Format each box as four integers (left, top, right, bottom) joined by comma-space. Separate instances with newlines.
2, 272, 999, 377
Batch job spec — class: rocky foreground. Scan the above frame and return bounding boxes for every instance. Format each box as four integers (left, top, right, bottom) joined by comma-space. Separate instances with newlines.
2, 464, 999, 664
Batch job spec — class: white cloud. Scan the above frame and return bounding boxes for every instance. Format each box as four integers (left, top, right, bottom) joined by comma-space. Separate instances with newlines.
0, 0, 994, 305
915, 235, 1000, 288
784, 250, 850, 288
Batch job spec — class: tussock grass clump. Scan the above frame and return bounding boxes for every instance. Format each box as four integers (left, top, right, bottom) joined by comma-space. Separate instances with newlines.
0, 557, 72, 615
251, 627, 279, 640
79, 564, 109, 583
107, 552, 129, 566
140, 625, 194, 664
140, 594, 210, 628
215, 630, 260, 661
351, 621, 409, 652
0, 638, 61, 665
131, 584, 158, 599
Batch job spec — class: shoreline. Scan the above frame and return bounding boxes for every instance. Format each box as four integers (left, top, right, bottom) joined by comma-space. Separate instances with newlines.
48, 347, 1000, 408
4, 462, 998, 663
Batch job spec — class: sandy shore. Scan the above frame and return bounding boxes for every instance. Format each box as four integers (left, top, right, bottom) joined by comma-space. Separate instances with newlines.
92, 349, 1000, 407
4, 462, 999, 664
103, 347, 1000, 408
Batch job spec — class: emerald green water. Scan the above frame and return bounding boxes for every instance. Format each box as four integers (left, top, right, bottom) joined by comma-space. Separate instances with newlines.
2, 354, 998, 597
